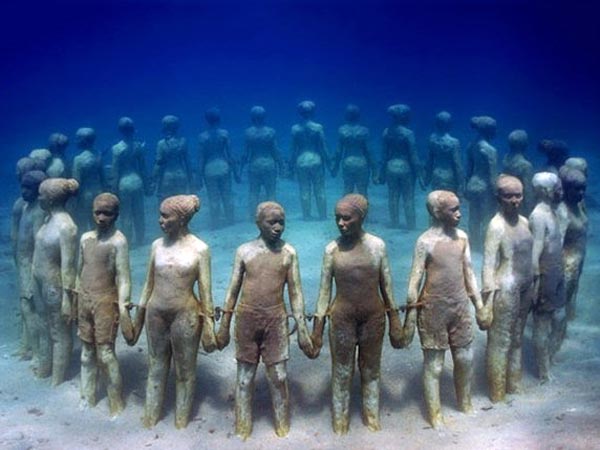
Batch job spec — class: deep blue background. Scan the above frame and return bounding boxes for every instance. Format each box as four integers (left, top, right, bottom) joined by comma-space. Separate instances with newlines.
1, 0, 599, 193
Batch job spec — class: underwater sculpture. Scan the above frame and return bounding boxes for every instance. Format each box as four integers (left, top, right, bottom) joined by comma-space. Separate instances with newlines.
290, 100, 330, 220
564, 157, 588, 177
465, 115, 498, 250
111, 117, 150, 246
558, 166, 588, 322
482, 175, 533, 402
198, 107, 238, 229
379, 104, 424, 229
402, 190, 490, 428
46, 132, 69, 178
76, 193, 132, 417
538, 139, 569, 174
72, 127, 106, 233
29, 148, 53, 173
241, 106, 283, 219
216, 201, 313, 439
131, 195, 217, 429
32, 178, 79, 385
502, 129, 535, 216
311, 194, 403, 434
529, 172, 565, 383
424, 111, 464, 195
11, 169, 47, 361
152, 115, 192, 202
331, 104, 374, 197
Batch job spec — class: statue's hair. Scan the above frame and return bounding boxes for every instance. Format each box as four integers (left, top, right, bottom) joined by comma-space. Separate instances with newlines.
255, 201, 284, 222
532, 171, 560, 194
93, 193, 120, 213
564, 157, 587, 177
426, 190, 458, 219
21, 170, 47, 187
160, 195, 201, 223
495, 174, 523, 194
508, 129, 528, 149
558, 166, 586, 188
39, 178, 79, 203
336, 193, 369, 219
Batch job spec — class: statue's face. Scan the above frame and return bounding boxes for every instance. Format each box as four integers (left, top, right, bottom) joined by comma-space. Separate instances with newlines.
498, 183, 523, 217
38, 190, 52, 212
335, 203, 363, 238
258, 209, 285, 244
437, 197, 461, 228
159, 206, 182, 236
93, 202, 118, 232
21, 182, 39, 203
564, 181, 586, 204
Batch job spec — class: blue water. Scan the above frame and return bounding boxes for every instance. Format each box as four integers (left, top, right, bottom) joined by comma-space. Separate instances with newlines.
2, 0, 599, 199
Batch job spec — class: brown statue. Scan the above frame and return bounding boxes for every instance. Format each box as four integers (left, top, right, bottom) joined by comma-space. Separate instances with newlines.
32, 178, 79, 385
131, 194, 217, 429
216, 201, 313, 440
311, 194, 403, 434
482, 175, 533, 402
76, 193, 132, 416
529, 172, 565, 383
402, 190, 490, 428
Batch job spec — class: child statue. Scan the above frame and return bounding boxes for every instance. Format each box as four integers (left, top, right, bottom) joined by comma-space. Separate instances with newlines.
76, 193, 133, 416
529, 172, 565, 382
130, 194, 217, 428
32, 178, 79, 384
482, 175, 533, 402
216, 201, 314, 440
402, 190, 490, 428
311, 194, 403, 434
46, 132, 69, 178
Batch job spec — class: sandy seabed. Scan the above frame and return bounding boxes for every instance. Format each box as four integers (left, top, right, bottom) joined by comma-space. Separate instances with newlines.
1, 173, 599, 450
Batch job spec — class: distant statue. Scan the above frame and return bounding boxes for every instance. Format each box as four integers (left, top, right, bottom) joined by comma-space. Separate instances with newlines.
29, 148, 53, 173
289, 100, 330, 220
537, 139, 569, 174
482, 175, 533, 402
76, 193, 133, 417
241, 106, 283, 219
331, 104, 374, 197
198, 108, 239, 229
401, 191, 490, 428
111, 117, 150, 246
424, 111, 464, 195
46, 133, 69, 178
564, 157, 587, 177
311, 194, 403, 434
11, 169, 47, 361
216, 201, 313, 440
379, 104, 424, 229
32, 178, 79, 385
558, 166, 587, 322
152, 115, 192, 202
466, 116, 498, 249
72, 128, 106, 233
130, 195, 217, 429
502, 130, 535, 215
529, 172, 565, 383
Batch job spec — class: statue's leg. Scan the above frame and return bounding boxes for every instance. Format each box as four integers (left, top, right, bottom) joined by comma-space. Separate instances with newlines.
357, 313, 385, 431
264, 167, 276, 201
33, 278, 51, 378
314, 166, 327, 220
423, 349, 445, 428
388, 177, 400, 228
342, 166, 354, 195
452, 343, 474, 413
171, 309, 200, 429
507, 285, 533, 393
297, 167, 312, 219
18, 294, 36, 360
565, 271, 580, 321
221, 172, 234, 225
248, 171, 261, 220
356, 166, 369, 198
143, 310, 172, 428
486, 291, 512, 403
50, 302, 73, 386
80, 341, 98, 408
532, 310, 552, 383
97, 344, 124, 417
265, 361, 290, 437
205, 175, 220, 228
132, 187, 145, 246
549, 306, 567, 362
118, 188, 134, 244
235, 361, 258, 440
402, 178, 416, 230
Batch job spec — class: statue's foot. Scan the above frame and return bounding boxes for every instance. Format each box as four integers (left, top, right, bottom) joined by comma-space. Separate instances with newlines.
274, 422, 289, 438
332, 418, 349, 435
235, 421, 252, 441
142, 414, 158, 429
109, 397, 125, 419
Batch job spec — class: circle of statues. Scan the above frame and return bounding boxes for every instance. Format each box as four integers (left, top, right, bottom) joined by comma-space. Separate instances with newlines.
10, 103, 589, 438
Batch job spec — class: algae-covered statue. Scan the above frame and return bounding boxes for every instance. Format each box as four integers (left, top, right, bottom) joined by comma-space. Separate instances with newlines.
72, 128, 106, 232
482, 175, 533, 402
311, 194, 403, 434
11, 169, 47, 361
111, 117, 150, 246
32, 178, 79, 385
538, 139, 569, 174
379, 104, 424, 229
331, 104, 374, 197
502, 129, 535, 216
198, 107, 239, 229
152, 115, 192, 202
29, 148, 53, 173
76, 193, 132, 416
130, 195, 217, 429
466, 116, 498, 249
529, 172, 565, 383
558, 166, 587, 322
290, 100, 330, 220
240, 106, 283, 219
47, 132, 69, 178
216, 201, 313, 440
424, 111, 464, 195
402, 190, 490, 428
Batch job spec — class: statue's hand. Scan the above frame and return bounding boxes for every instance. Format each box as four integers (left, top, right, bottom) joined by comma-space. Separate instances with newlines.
476, 303, 493, 331
388, 311, 404, 349
215, 322, 231, 351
